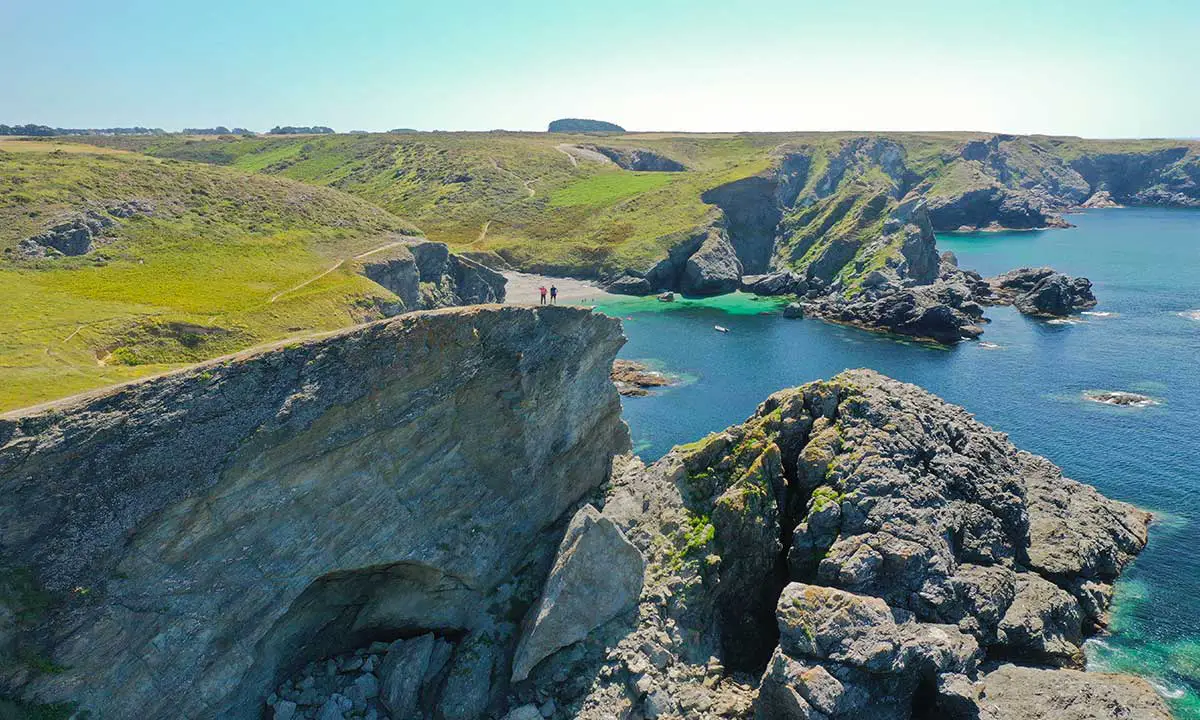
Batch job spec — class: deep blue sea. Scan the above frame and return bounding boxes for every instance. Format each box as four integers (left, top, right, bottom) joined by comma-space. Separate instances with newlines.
587, 208, 1200, 717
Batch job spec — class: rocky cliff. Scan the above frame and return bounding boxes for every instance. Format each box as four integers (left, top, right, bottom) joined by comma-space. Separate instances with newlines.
0, 318, 1167, 719
357, 239, 507, 315
502, 370, 1165, 720
0, 305, 627, 719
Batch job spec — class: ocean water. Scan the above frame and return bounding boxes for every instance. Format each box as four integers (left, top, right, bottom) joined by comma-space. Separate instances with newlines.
589, 208, 1200, 717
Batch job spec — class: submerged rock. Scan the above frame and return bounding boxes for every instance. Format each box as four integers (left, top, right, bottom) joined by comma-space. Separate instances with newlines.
611, 359, 674, 397
1083, 390, 1159, 407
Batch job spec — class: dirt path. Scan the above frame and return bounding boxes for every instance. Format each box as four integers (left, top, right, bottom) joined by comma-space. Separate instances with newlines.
476, 220, 492, 244
491, 158, 536, 197
270, 238, 414, 304
554, 143, 613, 167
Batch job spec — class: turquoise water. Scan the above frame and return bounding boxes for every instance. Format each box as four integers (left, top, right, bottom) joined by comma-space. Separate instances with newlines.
591, 208, 1200, 716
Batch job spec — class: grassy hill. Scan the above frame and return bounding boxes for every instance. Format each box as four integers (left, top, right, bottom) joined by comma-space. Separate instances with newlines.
81, 131, 1199, 282
0, 139, 419, 411
8, 130, 1197, 408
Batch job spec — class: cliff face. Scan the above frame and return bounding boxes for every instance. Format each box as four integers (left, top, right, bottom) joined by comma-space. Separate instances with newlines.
505, 371, 1164, 720
357, 239, 507, 315
0, 305, 627, 718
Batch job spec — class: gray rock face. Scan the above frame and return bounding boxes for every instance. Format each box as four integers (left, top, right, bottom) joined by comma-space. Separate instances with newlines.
681, 227, 743, 296
604, 272, 653, 296
584, 146, 685, 172
16, 211, 114, 257
970, 664, 1172, 720
359, 238, 507, 314
501, 370, 1157, 720
511, 504, 645, 681
0, 305, 628, 718
740, 271, 808, 296
986, 266, 1097, 316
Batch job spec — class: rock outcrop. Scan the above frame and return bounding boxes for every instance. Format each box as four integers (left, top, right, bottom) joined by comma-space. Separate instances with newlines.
510, 504, 644, 682
499, 370, 1161, 720
681, 227, 743, 296
357, 238, 507, 314
983, 267, 1097, 317
584, 146, 685, 172
15, 211, 115, 258
0, 305, 627, 718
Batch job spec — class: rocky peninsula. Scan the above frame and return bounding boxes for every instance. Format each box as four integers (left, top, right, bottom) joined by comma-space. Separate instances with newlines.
0, 306, 1165, 719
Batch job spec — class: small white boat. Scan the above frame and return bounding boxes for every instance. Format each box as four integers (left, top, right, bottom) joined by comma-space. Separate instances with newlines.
714, 325, 730, 333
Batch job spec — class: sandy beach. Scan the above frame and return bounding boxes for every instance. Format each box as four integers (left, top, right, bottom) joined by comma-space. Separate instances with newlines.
502, 271, 618, 306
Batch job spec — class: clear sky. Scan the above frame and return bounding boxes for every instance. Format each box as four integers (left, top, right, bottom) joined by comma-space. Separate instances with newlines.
3, 0, 1197, 137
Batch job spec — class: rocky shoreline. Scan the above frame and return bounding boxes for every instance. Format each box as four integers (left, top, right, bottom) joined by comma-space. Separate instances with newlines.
0, 308, 1167, 719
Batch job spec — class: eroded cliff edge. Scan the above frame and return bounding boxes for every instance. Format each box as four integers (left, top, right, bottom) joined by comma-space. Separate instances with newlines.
513, 370, 1166, 720
0, 305, 627, 718
0, 314, 1166, 719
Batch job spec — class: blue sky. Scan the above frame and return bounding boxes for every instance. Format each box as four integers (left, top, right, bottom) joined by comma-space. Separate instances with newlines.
3, 0, 1197, 137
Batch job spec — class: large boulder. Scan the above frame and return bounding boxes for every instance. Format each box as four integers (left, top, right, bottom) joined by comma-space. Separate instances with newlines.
0, 306, 627, 718
986, 267, 1097, 316
970, 664, 1172, 720
511, 504, 645, 682
680, 227, 743, 296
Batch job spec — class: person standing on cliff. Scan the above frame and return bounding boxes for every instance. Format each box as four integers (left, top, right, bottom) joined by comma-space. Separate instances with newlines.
538, 285, 547, 305
550, 285, 558, 304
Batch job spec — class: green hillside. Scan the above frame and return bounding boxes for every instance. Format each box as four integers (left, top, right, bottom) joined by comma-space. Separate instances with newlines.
0, 139, 419, 411
81, 131, 1200, 285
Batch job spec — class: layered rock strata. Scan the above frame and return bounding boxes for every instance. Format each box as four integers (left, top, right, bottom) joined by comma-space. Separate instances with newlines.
0, 305, 626, 719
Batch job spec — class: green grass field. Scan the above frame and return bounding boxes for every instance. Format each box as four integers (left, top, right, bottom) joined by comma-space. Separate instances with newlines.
8, 130, 1198, 411
0, 142, 418, 410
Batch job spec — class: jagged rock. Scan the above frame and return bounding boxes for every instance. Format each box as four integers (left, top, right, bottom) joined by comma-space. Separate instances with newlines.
379, 633, 435, 715
516, 370, 1155, 720
17, 211, 114, 257
996, 574, 1084, 667
1078, 190, 1122, 209
741, 271, 809, 296
511, 504, 645, 681
782, 302, 804, 319
605, 272, 652, 295
106, 199, 155, 218
971, 664, 1172, 720
357, 238, 507, 313
502, 703, 544, 720
0, 306, 628, 718
439, 630, 499, 720
986, 267, 1097, 316
611, 359, 673, 397
681, 227, 743, 296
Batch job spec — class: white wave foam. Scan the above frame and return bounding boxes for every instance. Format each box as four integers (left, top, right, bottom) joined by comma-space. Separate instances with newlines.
1046, 317, 1082, 325
979, 342, 1003, 350
1147, 678, 1188, 700
1082, 311, 1117, 317
1178, 309, 1200, 321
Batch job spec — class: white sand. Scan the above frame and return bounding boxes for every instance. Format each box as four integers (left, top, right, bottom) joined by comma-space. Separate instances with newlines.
502, 272, 618, 306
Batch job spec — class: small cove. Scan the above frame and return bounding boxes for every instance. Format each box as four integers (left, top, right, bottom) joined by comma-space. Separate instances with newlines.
585, 207, 1200, 717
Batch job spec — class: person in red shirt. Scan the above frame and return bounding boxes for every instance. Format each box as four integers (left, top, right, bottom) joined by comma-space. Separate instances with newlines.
538, 286, 548, 305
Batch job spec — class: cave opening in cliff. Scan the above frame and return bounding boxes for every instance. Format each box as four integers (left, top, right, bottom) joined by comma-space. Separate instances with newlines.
242, 561, 475, 710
